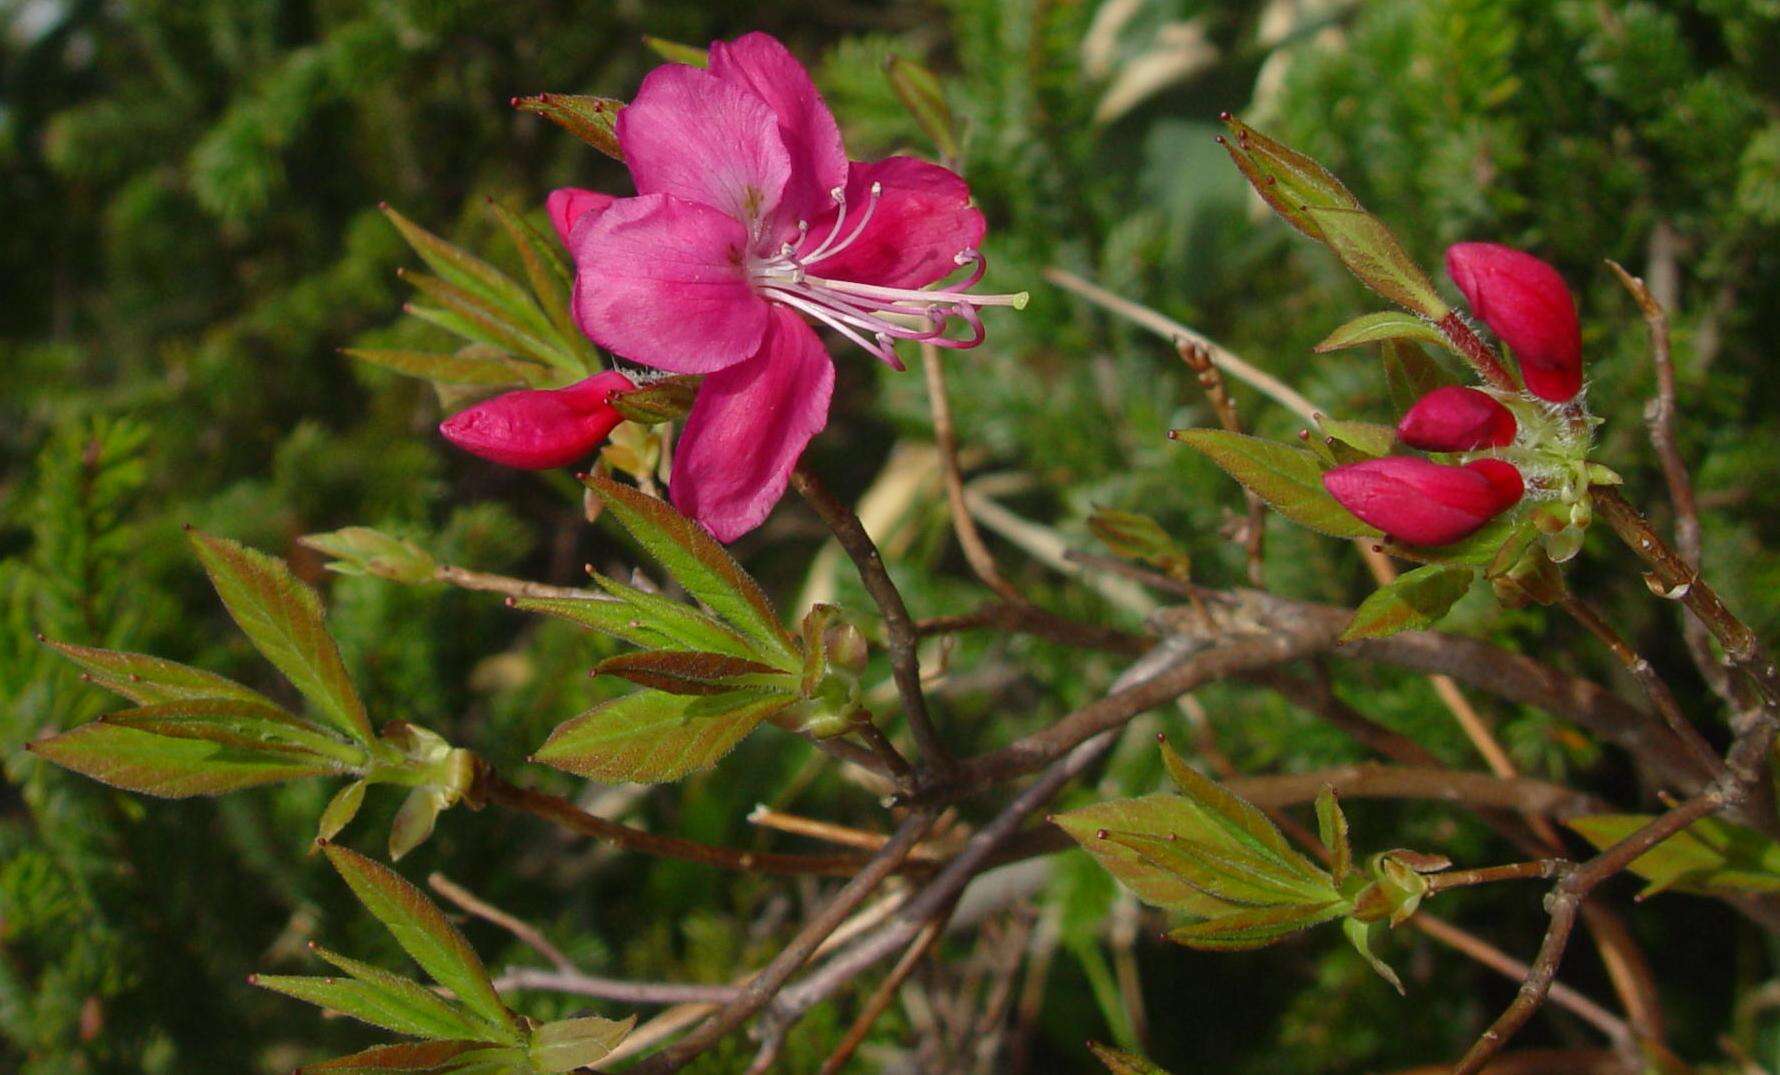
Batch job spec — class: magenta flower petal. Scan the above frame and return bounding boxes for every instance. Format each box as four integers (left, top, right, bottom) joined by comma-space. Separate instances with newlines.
1396, 386, 1517, 451
707, 31, 847, 239
1445, 243, 1582, 402
571, 193, 770, 374
1322, 456, 1523, 546
798, 157, 987, 290
671, 307, 835, 542
617, 63, 792, 232
440, 371, 635, 469
547, 188, 615, 248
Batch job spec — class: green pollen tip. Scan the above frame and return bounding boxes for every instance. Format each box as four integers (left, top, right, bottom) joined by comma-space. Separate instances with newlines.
1011, 291, 1031, 310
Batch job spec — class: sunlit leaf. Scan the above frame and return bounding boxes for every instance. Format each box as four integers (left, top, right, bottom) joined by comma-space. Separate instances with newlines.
399, 270, 575, 372
528, 1014, 636, 1072
643, 36, 708, 66
1314, 311, 1449, 354
533, 689, 795, 783
27, 722, 333, 797
188, 530, 372, 743
319, 780, 369, 842
1052, 795, 1244, 917
1304, 206, 1446, 319
99, 698, 359, 762
320, 844, 518, 1042
1171, 429, 1380, 539
301, 527, 441, 585
515, 585, 760, 662
593, 650, 790, 696
1343, 916, 1404, 993
381, 205, 547, 337
1159, 740, 1323, 876
511, 94, 624, 160
251, 969, 485, 1041
1340, 563, 1473, 641
43, 638, 277, 707
1567, 814, 1780, 897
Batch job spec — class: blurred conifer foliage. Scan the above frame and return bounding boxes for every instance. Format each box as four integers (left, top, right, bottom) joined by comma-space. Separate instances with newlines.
4, 1, 1780, 1071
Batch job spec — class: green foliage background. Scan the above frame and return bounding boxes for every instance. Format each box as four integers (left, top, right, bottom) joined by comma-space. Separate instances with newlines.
5, 0, 1780, 1071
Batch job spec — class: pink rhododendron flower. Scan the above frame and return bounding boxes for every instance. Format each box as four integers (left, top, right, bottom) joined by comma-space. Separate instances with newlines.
1445, 243, 1582, 403
1396, 386, 1517, 452
440, 371, 634, 469
1323, 457, 1523, 546
560, 32, 1023, 541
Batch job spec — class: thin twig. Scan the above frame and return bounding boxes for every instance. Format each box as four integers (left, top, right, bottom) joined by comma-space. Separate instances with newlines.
476, 772, 877, 878
1177, 338, 1266, 585
1043, 266, 1323, 422
922, 341, 1023, 602
491, 967, 743, 1006
434, 564, 606, 601
628, 809, 937, 1073
427, 872, 574, 972
816, 906, 951, 1075
1424, 859, 1571, 893
915, 601, 1150, 655
792, 464, 950, 772
747, 805, 944, 861
850, 717, 917, 787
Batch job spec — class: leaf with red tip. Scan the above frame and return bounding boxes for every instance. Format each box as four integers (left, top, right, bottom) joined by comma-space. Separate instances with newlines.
42, 639, 277, 707
299, 1041, 515, 1073
1173, 429, 1380, 539
28, 722, 333, 798
593, 650, 789, 695
1340, 563, 1474, 641
533, 689, 794, 784
512, 94, 625, 161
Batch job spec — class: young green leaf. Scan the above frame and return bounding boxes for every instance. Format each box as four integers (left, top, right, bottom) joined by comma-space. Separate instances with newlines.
511, 94, 624, 161
342, 346, 544, 388
1159, 740, 1324, 878
518, 581, 761, 662
319, 844, 518, 1042
99, 698, 362, 764
1218, 114, 1360, 244
485, 199, 596, 370
187, 530, 373, 743
885, 54, 959, 161
1165, 900, 1346, 950
1381, 339, 1460, 414
1088, 508, 1191, 582
1566, 815, 1780, 897
1340, 563, 1473, 641
307, 945, 493, 1041
1172, 429, 1381, 539
251, 971, 485, 1041
583, 475, 798, 661
1303, 207, 1448, 319
593, 650, 790, 696
1088, 1042, 1175, 1075
643, 36, 708, 66
320, 780, 369, 842
528, 1014, 636, 1072
1316, 787, 1351, 887
300, 1041, 516, 1074
301, 527, 441, 586
381, 205, 547, 336
532, 689, 795, 784
1106, 831, 1334, 906
1052, 795, 1244, 917
610, 375, 700, 426
43, 638, 277, 707
1343, 916, 1405, 993
1316, 417, 1396, 459
1314, 312, 1449, 354
398, 270, 575, 372
26, 722, 334, 797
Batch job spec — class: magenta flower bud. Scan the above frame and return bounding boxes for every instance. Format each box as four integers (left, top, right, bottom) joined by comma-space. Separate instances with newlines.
1445, 243, 1582, 402
1323, 456, 1523, 546
1396, 386, 1517, 451
439, 371, 635, 469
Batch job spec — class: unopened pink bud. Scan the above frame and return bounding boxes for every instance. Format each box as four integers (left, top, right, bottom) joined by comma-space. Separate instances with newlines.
1396, 386, 1517, 451
546, 188, 616, 248
1445, 243, 1582, 402
439, 371, 634, 469
1323, 456, 1523, 546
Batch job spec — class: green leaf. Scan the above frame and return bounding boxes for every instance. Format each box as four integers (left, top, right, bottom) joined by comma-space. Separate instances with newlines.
1052, 795, 1243, 917
381, 205, 549, 338
301, 527, 441, 585
1165, 900, 1346, 950
1340, 564, 1473, 641
1088, 1042, 1175, 1075
1343, 917, 1404, 994
319, 780, 368, 841
583, 475, 797, 661
1314, 312, 1449, 354
27, 722, 333, 797
308, 945, 492, 1041
533, 689, 796, 783
529, 1014, 636, 1072
43, 639, 277, 707
1218, 115, 1360, 244
399, 271, 574, 372
1381, 339, 1460, 414
1316, 417, 1396, 459
320, 844, 518, 1042
300, 1041, 508, 1073
99, 698, 361, 763
1159, 740, 1323, 877
594, 650, 790, 696
1304, 207, 1447, 319
885, 54, 959, 161
252, 969, 485, 1041
188, 530, 373, 743
343, 346, 544, 388
512, 94, 624, 160
1566, 815, 1780, 897
388, 784, 449, 862
1316, 787, 1351, 887
1172, 429, 1380, 539
485, 199, 595, 371
515, 586, 759, 662
610, 375, 700, 426
1088, 507, 1191, 581
643, 36, 708, 66
1107, 831, 1333, 906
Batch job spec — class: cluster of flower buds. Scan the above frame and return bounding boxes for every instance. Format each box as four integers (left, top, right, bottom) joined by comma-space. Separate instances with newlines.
1323, 244, 1585, 547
